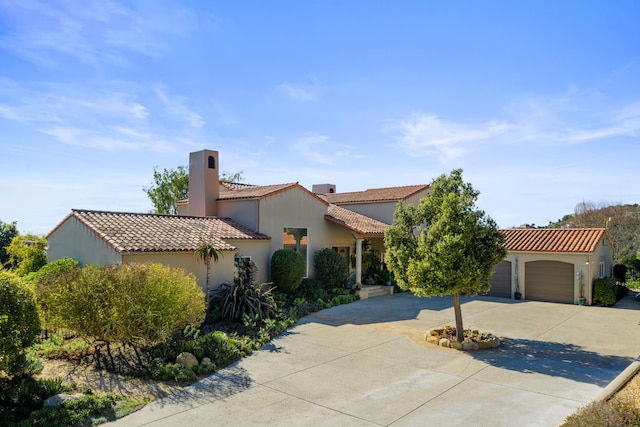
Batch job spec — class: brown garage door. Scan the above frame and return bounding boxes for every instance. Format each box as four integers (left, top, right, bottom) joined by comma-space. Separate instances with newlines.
488, 260, 512, 298
525, 261, 574, 303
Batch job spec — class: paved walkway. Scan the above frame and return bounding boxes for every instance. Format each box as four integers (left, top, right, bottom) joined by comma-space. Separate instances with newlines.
109, 292, 640, 426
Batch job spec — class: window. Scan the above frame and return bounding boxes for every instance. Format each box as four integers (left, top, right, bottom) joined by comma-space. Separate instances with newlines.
234, 255, 256, 285
599, 261, 606, 278
283, 227, 308, 275
208, 155, 216, 169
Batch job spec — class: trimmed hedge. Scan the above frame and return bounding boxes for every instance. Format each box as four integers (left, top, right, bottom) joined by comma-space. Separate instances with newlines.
593, 277, 616, 306
270, 250, 305, 294
313, 248, 348, 290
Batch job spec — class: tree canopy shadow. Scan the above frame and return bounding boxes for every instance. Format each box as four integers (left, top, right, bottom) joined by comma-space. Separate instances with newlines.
469, 337, 634, 386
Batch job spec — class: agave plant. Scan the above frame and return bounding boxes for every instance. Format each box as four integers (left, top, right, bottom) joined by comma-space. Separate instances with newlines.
215, 282, 278, 322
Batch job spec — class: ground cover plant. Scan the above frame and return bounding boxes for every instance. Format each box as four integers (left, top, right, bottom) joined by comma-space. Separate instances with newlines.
13, 253, 359, 424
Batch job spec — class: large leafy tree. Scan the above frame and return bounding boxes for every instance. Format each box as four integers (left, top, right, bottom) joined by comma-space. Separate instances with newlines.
144, 166, 189, 215
384, 169, 506, 342
0, 220, 18, 268
144, 166, 245, 215
6, 234, 47, 276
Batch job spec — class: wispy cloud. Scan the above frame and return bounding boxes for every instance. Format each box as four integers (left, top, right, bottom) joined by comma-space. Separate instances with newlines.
292, 133, 334, 165
386, 90, 640, 162
154, 86, 205, 128
0, 78, 201, 152
0, 0, 192, 68
275, 79, 321, 102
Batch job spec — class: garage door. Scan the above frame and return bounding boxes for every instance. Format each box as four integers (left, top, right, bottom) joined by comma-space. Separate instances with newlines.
525, 261, 574, 303
488, 260, 512, 298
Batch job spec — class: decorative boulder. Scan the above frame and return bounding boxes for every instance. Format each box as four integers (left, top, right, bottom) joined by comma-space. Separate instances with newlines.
43, 393, 82, 408
462, 341, 479, 351
202, 357, 212, 365
176, 352, 199, 369
438, 338, 451, 348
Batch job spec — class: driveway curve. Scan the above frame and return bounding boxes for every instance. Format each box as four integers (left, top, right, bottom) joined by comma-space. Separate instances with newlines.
108, 292, 640, 426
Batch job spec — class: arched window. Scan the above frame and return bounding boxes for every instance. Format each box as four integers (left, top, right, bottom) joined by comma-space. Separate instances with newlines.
208, 156, 216, 169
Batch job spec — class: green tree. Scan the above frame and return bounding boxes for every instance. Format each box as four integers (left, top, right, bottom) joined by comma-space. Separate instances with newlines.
144, 166, 190, 215
195, 238, 223, 304
6, 234, 47, 276
0, 220, 18, 268
144, 166, 245, 215
0, 271, 41, 377
384, 169, 506, 342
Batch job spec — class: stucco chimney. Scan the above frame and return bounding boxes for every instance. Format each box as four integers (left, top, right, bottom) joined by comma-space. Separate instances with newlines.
312, 184, 336, 194
188, 149, 219, 217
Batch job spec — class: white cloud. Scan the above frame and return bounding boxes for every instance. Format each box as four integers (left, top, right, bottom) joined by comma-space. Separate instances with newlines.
386, 91, 640, 162
154, 87, 205, 128
293, 133, 333, 165
0, 78, 203, 152
275, 79, 320, 102
0, 0, 192, 68
384, 114, 511, 161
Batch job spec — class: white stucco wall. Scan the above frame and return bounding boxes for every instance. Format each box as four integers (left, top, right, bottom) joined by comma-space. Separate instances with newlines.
47, 216, 122, 265
218, 199, 259, 231
229, 240, 272, 285
123, 250, 236, 294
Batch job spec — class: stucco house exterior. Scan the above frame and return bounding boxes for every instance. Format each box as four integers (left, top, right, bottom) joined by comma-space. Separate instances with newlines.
47, 149, 429, 293
488, 227, 613, 305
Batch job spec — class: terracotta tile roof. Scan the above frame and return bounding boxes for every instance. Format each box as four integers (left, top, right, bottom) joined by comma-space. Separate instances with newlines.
217, 183, 300, 200
51, 209, 270, 253
325, 204, 388, 236
321, 184, 430, 204
219, 182, 259, 192
500, 228, 606, 253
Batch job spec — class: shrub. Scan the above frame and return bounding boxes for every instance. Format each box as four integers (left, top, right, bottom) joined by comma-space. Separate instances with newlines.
313, 248, 349, 290
613, 264, 627, 284
45, 263, 205, 368
213, 281, 278, 323
0, 271, 40, 377
294, 278, 327, 301
270, 250, 305, 294
593, 277, 617, 306
561, 396, 640, 427
31, 258, 79, 332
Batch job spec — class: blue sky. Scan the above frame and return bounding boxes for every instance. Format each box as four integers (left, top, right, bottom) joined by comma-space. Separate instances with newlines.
1, 1, 639, 235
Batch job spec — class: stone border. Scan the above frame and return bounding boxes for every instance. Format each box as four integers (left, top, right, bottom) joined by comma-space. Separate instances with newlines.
425, 328, 501, 351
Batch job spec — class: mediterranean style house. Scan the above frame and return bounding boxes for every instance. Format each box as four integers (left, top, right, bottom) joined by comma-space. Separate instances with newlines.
47, 149, 430, 294
47, 148, 613, 304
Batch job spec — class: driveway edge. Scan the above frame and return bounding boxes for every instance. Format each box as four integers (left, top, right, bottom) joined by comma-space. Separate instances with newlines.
592, 360, 640, 402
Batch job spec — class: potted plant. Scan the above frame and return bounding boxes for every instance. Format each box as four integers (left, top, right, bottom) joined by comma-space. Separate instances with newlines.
514, 285, 522, 300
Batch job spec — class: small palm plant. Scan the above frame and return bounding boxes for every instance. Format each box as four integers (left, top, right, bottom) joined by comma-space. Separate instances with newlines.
195, 237, 223, 304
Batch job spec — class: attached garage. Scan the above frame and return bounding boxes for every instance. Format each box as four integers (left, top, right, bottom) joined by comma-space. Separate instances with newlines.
488, 260, 512, 298
524, 260, 574, 304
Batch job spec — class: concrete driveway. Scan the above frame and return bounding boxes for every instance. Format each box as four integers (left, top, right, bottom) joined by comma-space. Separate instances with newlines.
109, 292, 640, 426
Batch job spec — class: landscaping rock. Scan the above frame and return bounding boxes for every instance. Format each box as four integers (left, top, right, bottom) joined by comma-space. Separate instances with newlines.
43, 393, 82, 408
450, 341, 462, 350
176, 352, 199, 369
462, 341, 479, 351
438, 338, 451, 348
426, 334, 439, 345
202, 357, 211, 365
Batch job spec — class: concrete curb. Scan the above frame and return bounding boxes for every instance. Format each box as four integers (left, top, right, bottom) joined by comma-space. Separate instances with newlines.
592, 359, 640, 402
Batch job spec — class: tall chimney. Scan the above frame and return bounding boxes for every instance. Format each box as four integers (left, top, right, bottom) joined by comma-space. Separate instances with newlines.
188, 149, 219, 217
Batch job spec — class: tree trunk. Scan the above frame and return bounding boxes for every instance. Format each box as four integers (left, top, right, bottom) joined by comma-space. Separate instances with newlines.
453, 292, 464, 343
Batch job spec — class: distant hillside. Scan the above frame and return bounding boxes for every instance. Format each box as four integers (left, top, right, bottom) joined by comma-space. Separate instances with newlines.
546, 202, 640, 261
